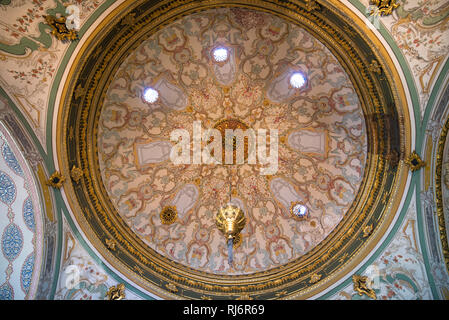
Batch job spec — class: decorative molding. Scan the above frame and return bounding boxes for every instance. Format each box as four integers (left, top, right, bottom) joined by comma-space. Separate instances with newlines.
165, 282, 178, 293
443, 162, 449, 189
362, 225, 373, 238
57, 0, 410, 299
216, 204, 246, 241
105, 238, 117, 251
309, 273, 321, 284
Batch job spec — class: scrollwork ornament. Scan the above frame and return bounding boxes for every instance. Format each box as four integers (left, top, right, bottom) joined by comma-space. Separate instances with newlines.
369, 0, 400, 16
309, 273, 321, 284
352, 274, 377, 300
305, 0, 320, 11
106, 283, 126, 300
44, 15, 79, 42
58, 0, 409, 299
105, 238, 117, 251
443, 162, 449, 189
362, 225, 373, 238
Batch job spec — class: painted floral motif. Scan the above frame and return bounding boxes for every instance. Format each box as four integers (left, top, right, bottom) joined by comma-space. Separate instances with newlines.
0, 0, 50, 45
0, 282, 13, 300
0, 170, 16, 205
54, 230, 114, 300
361, 0, 449, 115
22, 197, 35, 232
2, 143, 23, 177
7, 58, 56, 86
0, 0, 108, 147
20, 253, 34, 295
98, 8, 367, 275
332, 196, 432, 300
1, 223, 23, 262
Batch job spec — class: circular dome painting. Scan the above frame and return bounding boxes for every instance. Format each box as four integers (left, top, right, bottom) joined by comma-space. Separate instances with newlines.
98, 7, 367, 275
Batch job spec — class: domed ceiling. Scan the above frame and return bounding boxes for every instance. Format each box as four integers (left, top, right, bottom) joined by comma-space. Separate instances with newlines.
57, 0, 411, 299
98, 7, 367, 275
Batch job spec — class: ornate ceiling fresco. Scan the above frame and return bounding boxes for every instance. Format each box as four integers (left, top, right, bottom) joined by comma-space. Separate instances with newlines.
98, 7, 368, 275
0, 0, 449, 301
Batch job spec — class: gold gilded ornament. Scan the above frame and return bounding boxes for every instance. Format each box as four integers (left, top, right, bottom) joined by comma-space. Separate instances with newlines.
369, 0, 400, 16
362, 225, 373, 238
236, 294, 253, 300
352, 275, 377, 300
46, 171, 65, 189
290, 202, 309, 220
405, 151, 426, 172
160, 206, 178, 225
368, 60, 382, 74
70, 165, 83, 183
216, 204, 246, 241
212, 118, 251, 164
44, 15, 79, 42
305, 0, 320, 11
165, 282, 178, 293
216, 203, 246, 265
105, 238, 117, 251
233, 233, 242, 249
309, 273, 322, 284
106, 283, 126, 300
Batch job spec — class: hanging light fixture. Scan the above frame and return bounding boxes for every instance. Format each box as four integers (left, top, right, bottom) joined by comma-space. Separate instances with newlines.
215, 203, 246, 265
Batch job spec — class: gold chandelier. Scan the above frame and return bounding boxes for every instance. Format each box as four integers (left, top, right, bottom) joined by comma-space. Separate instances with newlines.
215, 203, 246, 265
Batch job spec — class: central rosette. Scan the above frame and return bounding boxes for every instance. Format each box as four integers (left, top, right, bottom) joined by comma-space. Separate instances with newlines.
210, 118, 250, 164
